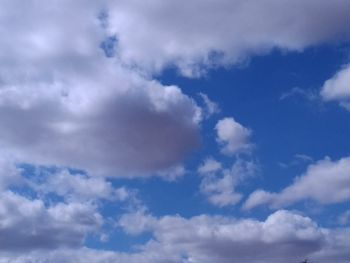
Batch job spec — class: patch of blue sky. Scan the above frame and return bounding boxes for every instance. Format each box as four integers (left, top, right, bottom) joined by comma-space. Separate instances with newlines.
100, 35, 118, 58
150, 44, 350, 223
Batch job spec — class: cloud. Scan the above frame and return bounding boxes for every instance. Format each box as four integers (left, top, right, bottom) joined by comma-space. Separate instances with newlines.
1, 0, 350, 177
0, 0, 201, 177
0, 191, 102, 251
198, 158, 222, 174
28, 169, 132, 202
198, 93, 220, 118
280, 87, 319, 101
278, 153, 314, 169
216, 117, 252, 155
118, 210, 157, 236
200, 170, 242, 207
0, 156, 22, 190
1, 208, 350, 262
1, 1, 350, 262
106, 0, 350, 76
244, 156, 350, 210
198, 158, 257, 207
321, 64, 350, 110
338, 210, 350, 225
114, 209, 349, 263
0, 165, 143, 254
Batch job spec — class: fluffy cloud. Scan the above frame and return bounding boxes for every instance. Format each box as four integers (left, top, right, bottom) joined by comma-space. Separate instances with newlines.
115, 210, 349, 263
1, 209, 350, 262
216, 118, 252, 155
2, 0, 350, 176
28, 169, 131, 202
198, 158, 257, 207
0, 156, 22, 190
106, 0, 350, 76
0, 0, 201, 177
2, 1, 350, 262
0, 191, 102, 251
197, 158, 222, 174
244, 156, 350, 210
321, 64, 350, 110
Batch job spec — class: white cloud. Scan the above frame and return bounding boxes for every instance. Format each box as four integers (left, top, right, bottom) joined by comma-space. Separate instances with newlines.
244, 156, 350, 210
0, 156, 22, 190
1, 0, 350, 177
197, 158, 222, 174
106, 0, 350, 76
0, 0, 201, 177
321, 64, 350, 110
198, 159, 257, 207
200, 171, 242, 207
28, 169, 132, 202
114, 209, 349, 263
118, 210, 157, 236
1, 209, 350, 262
216, 118, 252, 155
0, 191, 102, 251
1, 1, 350, 262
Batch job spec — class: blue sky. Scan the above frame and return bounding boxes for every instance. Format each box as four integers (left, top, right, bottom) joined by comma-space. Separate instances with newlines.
1, 1, 350, 262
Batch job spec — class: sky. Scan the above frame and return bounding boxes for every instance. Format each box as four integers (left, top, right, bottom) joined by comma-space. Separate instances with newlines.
1, 1, 350, 262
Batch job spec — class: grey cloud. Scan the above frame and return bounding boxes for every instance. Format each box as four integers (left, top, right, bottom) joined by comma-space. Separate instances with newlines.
0, 0, 201, 177
0, 81, 200, 176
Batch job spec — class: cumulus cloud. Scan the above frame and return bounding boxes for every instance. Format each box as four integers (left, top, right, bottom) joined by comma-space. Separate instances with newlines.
2, 1, 350, 262
114, 209, 349, 263
0, 191, 102, 251
198, 158, 257, 207
0, 164, 143, 255
216, 117, 252, 155
1, 0, 350, 176
1, 208, 350, 262
0, 0, 201, 177
321, 64, 350, 110
28, 169, 132, 202
244, 156, 350, 210
106, 0, 350, 76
